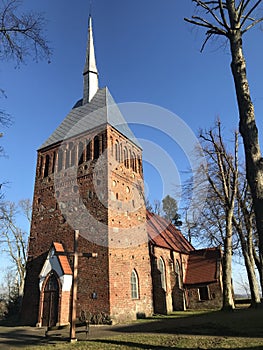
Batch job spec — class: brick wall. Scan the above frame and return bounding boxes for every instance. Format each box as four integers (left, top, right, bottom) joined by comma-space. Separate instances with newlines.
21, 123, 153, 325
185, 282, 223, 309
107, 126, 153, 322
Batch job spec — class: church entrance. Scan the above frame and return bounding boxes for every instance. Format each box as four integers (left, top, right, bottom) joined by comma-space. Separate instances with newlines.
42, 273, 59, 327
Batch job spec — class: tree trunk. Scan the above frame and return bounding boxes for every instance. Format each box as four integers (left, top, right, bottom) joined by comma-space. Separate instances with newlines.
233, 202, 261, 306
228, 29, 263, 297
244, 251, 261, 307
239, 227, 261, 306
222, 214, 235, 310
253, 247, 263, 295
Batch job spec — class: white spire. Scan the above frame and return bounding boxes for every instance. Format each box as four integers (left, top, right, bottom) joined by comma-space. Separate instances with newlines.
83, 15, 99, 104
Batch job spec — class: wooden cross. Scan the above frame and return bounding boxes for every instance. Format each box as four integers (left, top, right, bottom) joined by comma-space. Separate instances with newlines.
56, 229, 97, 342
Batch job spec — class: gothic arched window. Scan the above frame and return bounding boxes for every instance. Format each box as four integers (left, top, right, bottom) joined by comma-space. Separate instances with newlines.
78, 142, 84, 165
86, 140, 91, 161
131, 269, 139, 299
158, 257, 166, 291
123, 147, 128, 168
44, 155, 50, 177
94, 136, 100, 160
71, 146, 76, 167
175, 260, 182, 288
132, 152, 137, 172
57, 149, 63, 172
137, 155, 142, 175
102, 133, 106, 154
65, 149, 70, 169
39, 156, 43, 177
110, 137, 113, 156
115, 140, 120, 162
52, 151, 57, 173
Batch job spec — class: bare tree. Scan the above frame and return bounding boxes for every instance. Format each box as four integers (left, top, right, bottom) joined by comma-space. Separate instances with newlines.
185, 0, 263, 291
0, 0, 51, 64
199, 121, 238, 309
0, 199, 31, 297
0, 1, 51, 195
145, 198, 153, 212
184, 120, 261, 306
232, 171, 261, 305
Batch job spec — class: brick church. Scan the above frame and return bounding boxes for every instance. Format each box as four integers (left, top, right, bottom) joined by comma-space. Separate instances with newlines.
21, 16, 223, 327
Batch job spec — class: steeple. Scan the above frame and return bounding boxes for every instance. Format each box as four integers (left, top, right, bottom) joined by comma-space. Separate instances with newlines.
83, 15, 99, 105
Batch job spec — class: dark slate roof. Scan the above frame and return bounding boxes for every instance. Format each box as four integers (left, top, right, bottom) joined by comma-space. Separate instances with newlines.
147, 211, 194, 253
40, 87, 140, 150
184, 248, 222, 285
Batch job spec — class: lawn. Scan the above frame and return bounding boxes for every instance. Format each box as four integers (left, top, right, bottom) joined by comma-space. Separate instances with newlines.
31, 334, 263, 350
1, 307, 263, 349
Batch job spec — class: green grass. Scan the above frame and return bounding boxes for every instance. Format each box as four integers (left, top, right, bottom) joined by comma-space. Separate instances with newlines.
2, 308, 263, 349
24, 334, 263, 350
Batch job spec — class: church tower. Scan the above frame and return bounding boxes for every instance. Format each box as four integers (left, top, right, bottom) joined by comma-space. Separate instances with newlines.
21, 16, 153, 326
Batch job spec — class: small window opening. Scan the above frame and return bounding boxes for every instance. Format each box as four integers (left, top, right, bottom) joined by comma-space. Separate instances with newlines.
199, 286, 209, 301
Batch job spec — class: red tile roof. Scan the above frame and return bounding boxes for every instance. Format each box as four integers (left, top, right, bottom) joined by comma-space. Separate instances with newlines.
184, 248, 221, 285
146, 211, 194, 253
52, 242, 72, 275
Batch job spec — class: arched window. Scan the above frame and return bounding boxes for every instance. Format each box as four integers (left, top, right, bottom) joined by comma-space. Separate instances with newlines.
131, 269, 139, 299
39, 156, 43, 177
137, 155, 142, 175
115, 140, 120, 162
158, 257, 166, 291
57, 149, 63, 172
102, 133, 106, 154
70, 146, 76, 167
65, 149, 70, 169
129, 149, 133, 170
78, 142, 84, 165
110, 137, 113, 156
132, 152, 137, 172
175, 260, 182, 288
52, 151, 57, 173
119, 143, 122, 163
94, 136, 100, 160
123, 147, 129, 168
45, 273, 59, 292
86, 141, 91, 160
44, 155, 50, 177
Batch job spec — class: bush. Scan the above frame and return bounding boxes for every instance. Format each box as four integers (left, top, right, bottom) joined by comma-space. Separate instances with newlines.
79, 310, 112, 325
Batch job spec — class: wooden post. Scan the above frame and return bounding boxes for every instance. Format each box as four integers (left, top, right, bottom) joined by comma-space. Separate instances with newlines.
70, 229, 79, 342
53, 229, 97, 342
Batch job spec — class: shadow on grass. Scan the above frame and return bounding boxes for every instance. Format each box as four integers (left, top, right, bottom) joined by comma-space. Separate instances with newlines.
0, 327, 48, 349
111, 308, 263, 338
0, 326, 80, 349
0, 308, 263, 349
88, 339, 263, 350
89, 339, 174, 349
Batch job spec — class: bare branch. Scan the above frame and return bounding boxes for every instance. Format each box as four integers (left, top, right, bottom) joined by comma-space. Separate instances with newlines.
242, 17, 263, 33
184, 16, 227, 35
195, 0, 228, 28
0, 0, 52, 64
240, 0, 263, 28
219, 0, 230, 29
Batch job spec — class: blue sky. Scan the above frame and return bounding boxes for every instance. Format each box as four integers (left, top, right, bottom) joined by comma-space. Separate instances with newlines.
1, 0, 263, 291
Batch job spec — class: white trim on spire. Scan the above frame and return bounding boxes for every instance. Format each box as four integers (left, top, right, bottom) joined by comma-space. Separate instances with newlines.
83, 16, 99, 104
